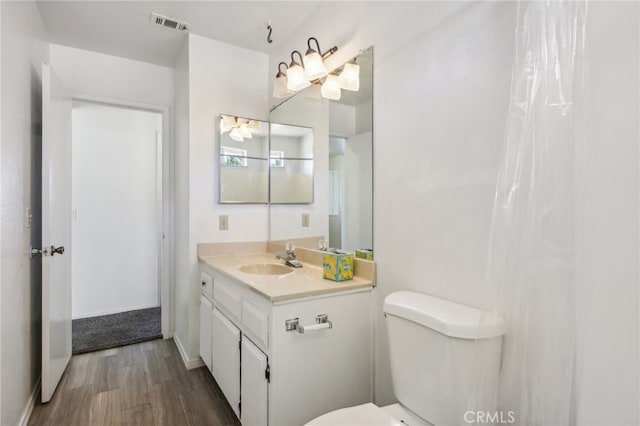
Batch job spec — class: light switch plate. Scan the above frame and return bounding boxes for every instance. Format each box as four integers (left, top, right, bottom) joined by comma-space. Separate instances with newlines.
219, 214, 229, 231
302, 213, 309, 227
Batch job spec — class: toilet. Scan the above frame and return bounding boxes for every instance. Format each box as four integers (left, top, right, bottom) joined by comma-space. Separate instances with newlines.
306, 291, 506, 426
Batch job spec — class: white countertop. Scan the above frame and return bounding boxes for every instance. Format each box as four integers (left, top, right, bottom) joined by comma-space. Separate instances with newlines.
199, 253, 374, 302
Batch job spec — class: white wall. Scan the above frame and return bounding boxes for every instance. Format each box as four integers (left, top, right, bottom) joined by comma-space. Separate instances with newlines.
173, 34, 269, 364
0, 1, 49, 424
268, 0, 518, 405
71, 102, 162, 319
173, 39, 190, 361
574, 2, 639, 424
49, 44, 174, 107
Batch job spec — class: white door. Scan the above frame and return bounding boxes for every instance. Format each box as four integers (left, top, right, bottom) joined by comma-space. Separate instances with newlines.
211, 307, 240, 418
41, 62, 73, 403
241, 336, 269, 426
199, 295, 213, 372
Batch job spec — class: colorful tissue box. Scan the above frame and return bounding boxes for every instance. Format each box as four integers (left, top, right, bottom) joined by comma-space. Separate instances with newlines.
323, 252, 354, 282
355, 249, 374, 260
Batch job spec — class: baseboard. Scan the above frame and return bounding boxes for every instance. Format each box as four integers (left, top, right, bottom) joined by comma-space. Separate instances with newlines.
19, 376, 41, 426
173, 333, 204, 370
73, 303, 161, 320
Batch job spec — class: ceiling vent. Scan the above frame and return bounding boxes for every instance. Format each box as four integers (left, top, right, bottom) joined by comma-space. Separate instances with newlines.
150, 13, 189, 33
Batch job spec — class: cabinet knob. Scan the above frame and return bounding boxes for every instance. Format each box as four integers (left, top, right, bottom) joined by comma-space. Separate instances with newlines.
201, 281, 207, 287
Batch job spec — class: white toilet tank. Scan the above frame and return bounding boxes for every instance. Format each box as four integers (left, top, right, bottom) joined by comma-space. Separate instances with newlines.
383, 291, 506, 426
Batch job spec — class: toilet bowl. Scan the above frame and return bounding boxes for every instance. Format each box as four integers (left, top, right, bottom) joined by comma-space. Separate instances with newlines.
305, 291, 506, 426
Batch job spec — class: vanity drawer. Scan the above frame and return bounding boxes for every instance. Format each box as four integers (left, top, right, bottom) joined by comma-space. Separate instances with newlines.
242, 299, 269, 349
200, 271, 213, 299
213, 276, 242, 321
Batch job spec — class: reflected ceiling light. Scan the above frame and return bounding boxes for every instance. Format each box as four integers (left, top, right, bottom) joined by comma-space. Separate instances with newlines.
247, 120, 261, 131
239, 123, 252, 139
321, 74, 341, 100
229, 127, 243, 142
338, 61, 360, 91
221, 114, 259, 141
286, 51, 311, 92
303, 37, 329, 81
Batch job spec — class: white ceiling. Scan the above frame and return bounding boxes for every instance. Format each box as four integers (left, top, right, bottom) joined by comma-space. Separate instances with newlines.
36, 1, 323, 67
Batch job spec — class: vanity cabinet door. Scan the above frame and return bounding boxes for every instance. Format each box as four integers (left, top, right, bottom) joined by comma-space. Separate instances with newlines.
212, 307, 241, 419
241, 336, 269, 426
199, 295, 213, 372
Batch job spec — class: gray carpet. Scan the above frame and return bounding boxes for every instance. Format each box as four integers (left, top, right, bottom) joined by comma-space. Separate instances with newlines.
72, 307, 161, 354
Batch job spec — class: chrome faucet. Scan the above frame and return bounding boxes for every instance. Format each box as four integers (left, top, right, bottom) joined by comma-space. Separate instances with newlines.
276, 242, 302, 268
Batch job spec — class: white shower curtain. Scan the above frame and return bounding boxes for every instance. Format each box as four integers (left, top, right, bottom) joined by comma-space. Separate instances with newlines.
481, 1, 588, 425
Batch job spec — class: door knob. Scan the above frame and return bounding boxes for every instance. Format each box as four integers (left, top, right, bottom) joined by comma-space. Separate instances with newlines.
50, 245, 65, 256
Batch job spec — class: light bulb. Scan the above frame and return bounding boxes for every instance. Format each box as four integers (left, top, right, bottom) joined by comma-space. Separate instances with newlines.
273, 73, 292, 98
338, 62, 360, 91
303, 50, 328, 81
321, 74, 341, 100
287, 62, 310, 92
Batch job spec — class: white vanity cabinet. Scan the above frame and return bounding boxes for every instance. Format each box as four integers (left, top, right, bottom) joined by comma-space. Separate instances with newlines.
212, 306, 241, 418
199, 262, 372, 426
199, 294, 213, 371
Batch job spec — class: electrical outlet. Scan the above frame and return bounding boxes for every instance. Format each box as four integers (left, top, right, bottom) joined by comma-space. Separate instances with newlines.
302, 213, 310, 227
219, 215, 229, 231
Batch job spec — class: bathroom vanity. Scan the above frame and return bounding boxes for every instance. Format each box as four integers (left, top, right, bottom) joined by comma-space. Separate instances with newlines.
199, 250, 374, 426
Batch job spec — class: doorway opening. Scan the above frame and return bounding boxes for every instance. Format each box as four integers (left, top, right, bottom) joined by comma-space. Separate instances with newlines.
70, 100, 165, 354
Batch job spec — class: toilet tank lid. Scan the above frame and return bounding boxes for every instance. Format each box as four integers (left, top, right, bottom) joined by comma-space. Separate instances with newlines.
383, 291, 505, 339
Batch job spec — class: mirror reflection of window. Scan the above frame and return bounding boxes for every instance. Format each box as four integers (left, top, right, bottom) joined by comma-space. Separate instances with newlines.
270, 150, 285, 168
221, 146, 248, 167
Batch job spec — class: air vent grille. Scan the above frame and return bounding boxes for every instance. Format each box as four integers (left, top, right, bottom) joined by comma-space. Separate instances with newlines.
150, 13, 189, 32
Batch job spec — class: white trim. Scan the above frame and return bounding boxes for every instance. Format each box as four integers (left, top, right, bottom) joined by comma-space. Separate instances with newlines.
19, 377, 40, 426
71, 303, 161, 320
69, 94, 174, 339
173, 333, 204, 370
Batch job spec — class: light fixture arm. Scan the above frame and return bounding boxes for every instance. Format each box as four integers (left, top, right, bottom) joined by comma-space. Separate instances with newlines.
290, 50, 304, 66
307, 37, 338, 60
276, 61, 288, 77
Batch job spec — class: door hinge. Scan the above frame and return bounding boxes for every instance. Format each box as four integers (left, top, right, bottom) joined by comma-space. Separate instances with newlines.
238, 340, 241, 351
265, 364, 270, 383
238, 401, 241, 415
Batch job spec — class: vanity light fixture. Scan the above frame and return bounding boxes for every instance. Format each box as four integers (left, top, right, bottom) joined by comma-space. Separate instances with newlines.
273, 37, 347, 101
303, 37, 329, 80
286, 51, 310, 92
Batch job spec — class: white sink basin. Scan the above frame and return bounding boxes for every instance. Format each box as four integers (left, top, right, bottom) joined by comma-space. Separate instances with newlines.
239, 263, 292, 276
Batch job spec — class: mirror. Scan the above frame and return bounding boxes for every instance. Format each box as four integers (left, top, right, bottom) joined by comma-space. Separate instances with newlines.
269, 123, 314, 204
269, 47, 373, 253
218, 115, 269, 204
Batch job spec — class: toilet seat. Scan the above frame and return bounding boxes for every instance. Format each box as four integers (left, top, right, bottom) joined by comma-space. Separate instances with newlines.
305, 402, 431, 426
305, 403, 402, 426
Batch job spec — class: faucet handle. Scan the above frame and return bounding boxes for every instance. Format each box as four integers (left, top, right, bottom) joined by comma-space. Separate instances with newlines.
285, 241, 295, 252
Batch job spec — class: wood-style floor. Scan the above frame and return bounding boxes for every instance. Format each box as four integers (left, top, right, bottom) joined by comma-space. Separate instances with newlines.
29, 339, 241, 426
